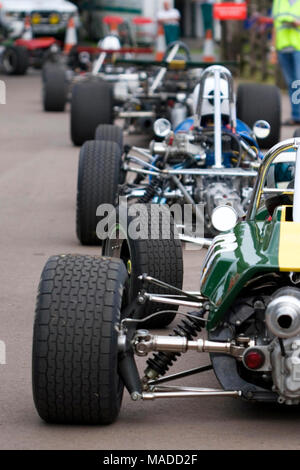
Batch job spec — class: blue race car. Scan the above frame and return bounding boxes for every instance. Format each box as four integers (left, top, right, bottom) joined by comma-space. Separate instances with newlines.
76, 65, 281, 244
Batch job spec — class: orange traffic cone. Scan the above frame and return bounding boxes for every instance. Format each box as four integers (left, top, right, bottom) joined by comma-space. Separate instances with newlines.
155, 23, 166, 62
103, 16, 124, 38
64, 16, 77, 54
203, 29, 216, 63
109, 20, 120, 36
23, 15, 33, 40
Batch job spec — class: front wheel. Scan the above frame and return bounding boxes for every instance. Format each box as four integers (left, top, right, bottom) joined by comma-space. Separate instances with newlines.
32, 255, 127, 425
76, 140, 121, 246
2, 46, 29, 75
103, 204, 184, 328
71, 80, 113, 146
237, 83, 281, 148
43, 65, 67, 112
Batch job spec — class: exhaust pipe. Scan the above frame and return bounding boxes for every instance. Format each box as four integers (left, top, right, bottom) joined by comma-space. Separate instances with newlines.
266, 288, 300, 339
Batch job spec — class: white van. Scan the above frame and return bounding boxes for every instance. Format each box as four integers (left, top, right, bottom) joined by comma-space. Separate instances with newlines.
0, 0, 79, 38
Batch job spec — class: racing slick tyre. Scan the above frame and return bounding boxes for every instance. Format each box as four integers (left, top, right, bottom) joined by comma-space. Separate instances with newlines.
41, 61, 52, 82
71, 79, 113, 146
42, 61, 60, 82
95, 124, 123, 150
237, 83, 281, 149
2, 46, 29, 75
103, 204, 184, 328
294, 128, 300, 138
43, 65, 67, 112
76, 140, 121, 246
32, 255, 127, 425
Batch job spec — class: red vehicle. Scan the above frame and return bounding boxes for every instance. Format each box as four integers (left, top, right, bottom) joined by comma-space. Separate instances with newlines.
1, 36, 62, 75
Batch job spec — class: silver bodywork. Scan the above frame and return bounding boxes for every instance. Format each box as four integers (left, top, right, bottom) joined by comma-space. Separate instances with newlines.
69, 41, 197, 131
122, 66, 260, 237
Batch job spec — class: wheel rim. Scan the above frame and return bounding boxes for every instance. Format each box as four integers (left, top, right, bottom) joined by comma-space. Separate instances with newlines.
104, 223, 134, 301
105, 225, 132, 276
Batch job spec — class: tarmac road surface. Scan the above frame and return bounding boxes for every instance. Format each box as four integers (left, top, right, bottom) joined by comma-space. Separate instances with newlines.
0, 72, 300, 450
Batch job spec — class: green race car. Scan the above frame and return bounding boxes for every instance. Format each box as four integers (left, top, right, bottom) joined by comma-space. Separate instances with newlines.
32, 137, 300, 424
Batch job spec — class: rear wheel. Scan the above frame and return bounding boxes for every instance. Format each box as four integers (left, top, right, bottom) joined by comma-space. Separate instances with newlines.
2, 46, 29, 75
71, 80, 113, 146
76, 140, 121, 246
237, 83, 281, 148
294, 129, 300, 138
32, 255, 127, 425
95, 124, 123, 150
42, 61, 52, 82
43, 65, 67, 112
103, 204, 184, 328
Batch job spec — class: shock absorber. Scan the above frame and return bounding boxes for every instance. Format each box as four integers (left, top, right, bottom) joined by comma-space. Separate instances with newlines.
140, 178, 163, 203
144, 310, 205, 381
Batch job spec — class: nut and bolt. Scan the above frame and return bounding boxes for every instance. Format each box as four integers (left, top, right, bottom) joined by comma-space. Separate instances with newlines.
131, 392, 142, 401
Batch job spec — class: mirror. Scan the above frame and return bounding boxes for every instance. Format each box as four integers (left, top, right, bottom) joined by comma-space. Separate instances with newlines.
212, 205, 238, 232
253, 120, 271, 140
153, 118, 172, 138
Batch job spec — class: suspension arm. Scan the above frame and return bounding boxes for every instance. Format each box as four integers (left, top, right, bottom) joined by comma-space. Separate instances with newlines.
142, 390, 242, 400
123, 164, 257, 178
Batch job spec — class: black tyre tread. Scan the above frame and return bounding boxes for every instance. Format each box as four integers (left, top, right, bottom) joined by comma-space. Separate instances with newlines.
95, 124, 123, 150
294, 128, 300, 138
105, 205, 183, 328
42, 61, 53, 82
3, 46, 29, 75
42, 61, 63, 82
237, 83, 281, 148
32, 255, 127, 425
43, 66, 67, 112
77, 140, 121, 246
71, 80, 113, 146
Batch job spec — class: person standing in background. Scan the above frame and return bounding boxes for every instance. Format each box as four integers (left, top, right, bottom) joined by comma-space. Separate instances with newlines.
272, 0, 300, 125
199, 0, 215, 34
157, 1, 181, 45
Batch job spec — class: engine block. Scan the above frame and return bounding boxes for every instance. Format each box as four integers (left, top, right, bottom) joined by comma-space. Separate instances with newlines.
271, 338, 300, 405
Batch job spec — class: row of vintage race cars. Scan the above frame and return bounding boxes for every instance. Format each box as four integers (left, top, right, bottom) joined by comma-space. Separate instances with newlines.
32, 35, 300, 425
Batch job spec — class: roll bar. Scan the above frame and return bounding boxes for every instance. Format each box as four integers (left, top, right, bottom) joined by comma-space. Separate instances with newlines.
194, 66, 237, 169
247, 138, 300, 221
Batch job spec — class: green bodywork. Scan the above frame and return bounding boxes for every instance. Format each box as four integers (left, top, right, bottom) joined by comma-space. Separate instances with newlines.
201, 217, 281, 330
202, 140, 299, 331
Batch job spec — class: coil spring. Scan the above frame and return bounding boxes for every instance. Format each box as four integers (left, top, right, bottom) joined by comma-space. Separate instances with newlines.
140, 178, 162, 204
144, 310, 205, 380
